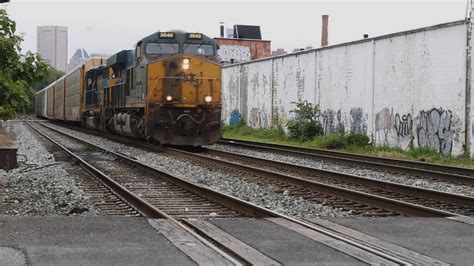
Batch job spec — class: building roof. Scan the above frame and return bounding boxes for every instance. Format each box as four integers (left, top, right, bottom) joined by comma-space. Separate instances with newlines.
71, 48, 89, 59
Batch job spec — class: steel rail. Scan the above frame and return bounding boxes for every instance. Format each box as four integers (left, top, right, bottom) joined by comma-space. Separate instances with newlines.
32, 122, 452, 264
42, 123, 472, 216
202, 148, 474, 210
33, 122, 274, 218
219, 138, 474, 185
166, 147, 469, 218
25, 121, 247, 265
46, 122, 470, 216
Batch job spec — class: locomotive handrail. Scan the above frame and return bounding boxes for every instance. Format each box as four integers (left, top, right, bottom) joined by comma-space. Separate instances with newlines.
145, 77, 164, 104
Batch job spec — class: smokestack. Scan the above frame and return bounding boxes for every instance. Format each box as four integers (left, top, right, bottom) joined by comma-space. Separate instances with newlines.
321, 15, 329, 47
220, 22, 224, 38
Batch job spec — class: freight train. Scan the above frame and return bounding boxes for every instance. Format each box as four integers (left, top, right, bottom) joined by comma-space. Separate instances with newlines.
35, 31, 221, 146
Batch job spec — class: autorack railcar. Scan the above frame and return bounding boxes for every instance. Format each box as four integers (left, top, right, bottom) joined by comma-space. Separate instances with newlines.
35, 58, 107, 121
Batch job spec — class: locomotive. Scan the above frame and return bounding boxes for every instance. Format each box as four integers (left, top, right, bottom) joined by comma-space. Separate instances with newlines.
36, 31, 222, 146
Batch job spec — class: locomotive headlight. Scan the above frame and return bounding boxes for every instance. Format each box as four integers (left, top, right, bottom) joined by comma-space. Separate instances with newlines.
182, 58, 190, 70
166, 95, 173, 102
205, 95, 212, 102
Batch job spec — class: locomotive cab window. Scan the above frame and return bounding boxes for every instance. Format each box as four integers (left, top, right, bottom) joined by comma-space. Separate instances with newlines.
146, 43, 179, 55
184, 44, 214, 56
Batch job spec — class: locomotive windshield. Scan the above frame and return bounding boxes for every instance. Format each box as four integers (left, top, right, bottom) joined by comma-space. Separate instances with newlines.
146, 43, 179, 55
184, 44, 214, 56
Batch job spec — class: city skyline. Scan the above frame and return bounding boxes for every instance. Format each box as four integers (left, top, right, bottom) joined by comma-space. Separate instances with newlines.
2, 1, 468, 60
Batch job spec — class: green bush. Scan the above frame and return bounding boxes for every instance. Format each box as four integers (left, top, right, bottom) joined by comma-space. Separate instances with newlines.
309, 133, 370, 149
286, 100, 323, 141
310, 134, 345, 149
325, 136, 347, 149
345, 133, 370, 147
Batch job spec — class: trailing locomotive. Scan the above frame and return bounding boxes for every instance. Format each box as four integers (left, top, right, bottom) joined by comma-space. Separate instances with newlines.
36, 31, 222, 146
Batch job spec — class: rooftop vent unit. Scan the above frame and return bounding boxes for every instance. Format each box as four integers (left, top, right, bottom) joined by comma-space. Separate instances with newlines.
233, 25, 262, 40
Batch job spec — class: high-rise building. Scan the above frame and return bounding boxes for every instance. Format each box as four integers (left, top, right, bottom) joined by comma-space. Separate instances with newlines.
67, 48, 89, 72
37, 26, 68, 72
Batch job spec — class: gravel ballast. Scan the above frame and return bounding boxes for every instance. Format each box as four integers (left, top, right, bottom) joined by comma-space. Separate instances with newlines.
0, 122, 103, 216
208, 144, 474, 197
45, 123, 352, 218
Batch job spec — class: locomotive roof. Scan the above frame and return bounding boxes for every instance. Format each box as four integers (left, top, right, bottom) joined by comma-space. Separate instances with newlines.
138, 31, 216, 45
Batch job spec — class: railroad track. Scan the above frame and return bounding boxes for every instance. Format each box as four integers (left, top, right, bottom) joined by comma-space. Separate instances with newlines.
167, 147, 474, 218
44, 122, 474, 218
28, 121, 449, 265
30, 125, 139, 216
63, 164, 139, 216
27, 122, 260, 220
199, 148, 474, 216
219, 138, 474, 186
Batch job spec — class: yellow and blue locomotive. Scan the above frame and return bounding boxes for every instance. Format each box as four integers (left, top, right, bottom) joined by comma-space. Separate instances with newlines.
37, 31, 222, 146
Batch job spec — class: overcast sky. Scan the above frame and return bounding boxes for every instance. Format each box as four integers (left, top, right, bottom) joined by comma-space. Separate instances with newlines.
1, 0, 469, 58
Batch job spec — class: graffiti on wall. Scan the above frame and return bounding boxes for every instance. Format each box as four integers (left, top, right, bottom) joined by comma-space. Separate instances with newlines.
218, 45, 251, 63
374, 107, 460, 156
416, 108, 459, 156
374, 107, 393, 145
349, 107, 368, 134
394, 113, 413, 137
375, 108, 415, 147
296, 71, 305, 100
249, 107, 269, 128
322, 109, 345, 134
321, 107, 368, 134
229, 109, 241, 125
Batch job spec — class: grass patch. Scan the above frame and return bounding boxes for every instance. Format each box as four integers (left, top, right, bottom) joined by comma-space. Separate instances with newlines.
222, 125, 286, 142
221, 124, 474, 168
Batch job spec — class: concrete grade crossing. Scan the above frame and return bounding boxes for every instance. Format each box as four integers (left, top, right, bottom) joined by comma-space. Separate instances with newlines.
0, 216, 472, 265
327, 217, 474, 265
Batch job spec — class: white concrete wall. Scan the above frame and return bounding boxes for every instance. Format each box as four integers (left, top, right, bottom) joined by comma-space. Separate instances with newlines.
317, 42, 374, 136
272, 53, 316, 126
469, 19, 474, 157
222, 21, 469, 156
241, 61, 273, 128
373, 24, 466, 156
221, 65, 241, 125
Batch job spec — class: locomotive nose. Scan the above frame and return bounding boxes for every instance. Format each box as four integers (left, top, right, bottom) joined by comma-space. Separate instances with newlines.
176, 116, 197, 136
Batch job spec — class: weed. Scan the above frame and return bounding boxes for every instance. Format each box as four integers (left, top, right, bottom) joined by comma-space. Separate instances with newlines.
286, 100, 323, 141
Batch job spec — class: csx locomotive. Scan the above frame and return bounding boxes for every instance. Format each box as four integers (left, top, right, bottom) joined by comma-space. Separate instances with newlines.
36, 31, 221, 146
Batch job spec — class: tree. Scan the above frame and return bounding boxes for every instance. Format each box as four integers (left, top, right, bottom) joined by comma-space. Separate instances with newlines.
286, 100, 323, 141
0, 8, 48, 120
